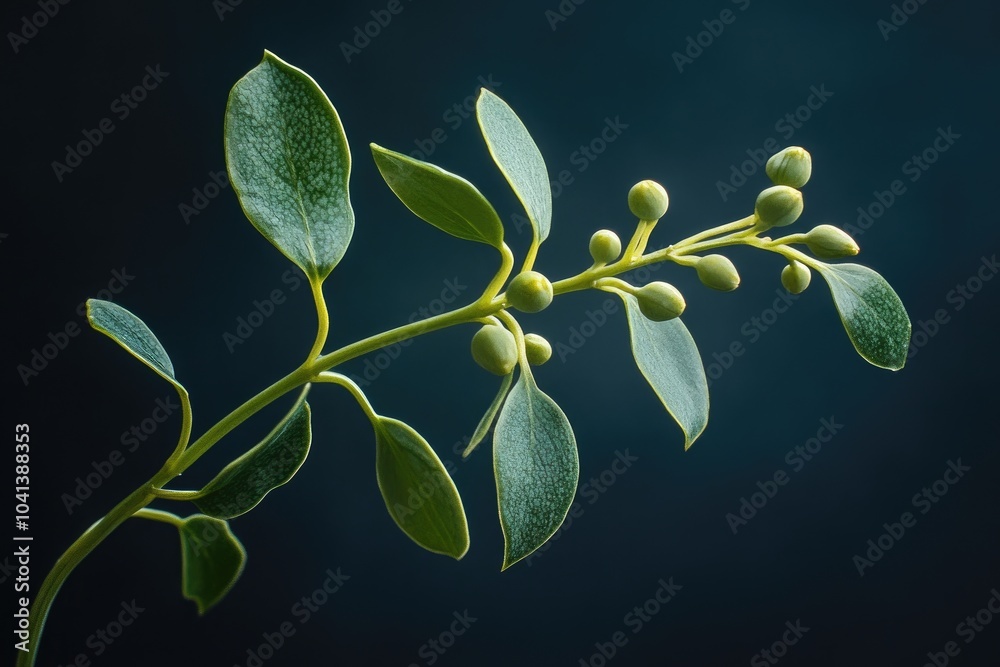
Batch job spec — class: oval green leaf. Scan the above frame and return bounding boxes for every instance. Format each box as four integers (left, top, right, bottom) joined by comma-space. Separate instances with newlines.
370, 143, 504, 248
621, 294, 709, 450
86, 299, 183, 393
225, 51, 355, 282
494, 375, 579, 570
463, 371, 514, 458
195, 387, 312, 520
178, 515, 247, 615
375, 417, 470, 559
476, 89, 552, 243
815, 262, 911, 370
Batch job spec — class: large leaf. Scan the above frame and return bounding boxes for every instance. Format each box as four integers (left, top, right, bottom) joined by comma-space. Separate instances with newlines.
815, 263, 911, 370
195, 387, 312, 519
178, 515, 246, 615
463, 372, 514, 458
86, 299, 183, 393
370, 143, 504, 248
494, 375, 579, 570
476, 89, 552, 243
225, 51, 354, 282
621, 294, 709, 449
375, 418, 470, 559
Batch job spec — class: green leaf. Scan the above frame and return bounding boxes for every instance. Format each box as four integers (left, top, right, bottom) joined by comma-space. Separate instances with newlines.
815, 262, 911, 370
178, 515, 247, 615
195, 387, 312, 519
493, 375, 579, 570
225, 51, 355, 282
463, 372, 514, 458
621, 294, 709, 450
370, 143, 504, 248
86, 299, 183, 393
375, 418, 470, 559
476, 89, 552, 242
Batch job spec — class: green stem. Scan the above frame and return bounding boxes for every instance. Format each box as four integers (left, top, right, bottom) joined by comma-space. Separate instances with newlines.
133, 508, 185, 527
313, 372, 379, 424
305, 279, 330, 361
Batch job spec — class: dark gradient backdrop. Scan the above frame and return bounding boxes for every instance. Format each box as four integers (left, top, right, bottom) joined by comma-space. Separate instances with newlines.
5, 1, 999, 666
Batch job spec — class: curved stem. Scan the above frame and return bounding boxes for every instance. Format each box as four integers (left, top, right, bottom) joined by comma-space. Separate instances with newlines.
480, 243, 515, 305
305, 279, 330, 361
134, 508, 185, 527
163, 387, 194, 473
313, 372, 379, 424
520, 234, 540, 274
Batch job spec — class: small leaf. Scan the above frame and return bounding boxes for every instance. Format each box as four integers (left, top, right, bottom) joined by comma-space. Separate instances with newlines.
195, 387, 312, 519
494, 375, 579, 570
622, 294, 709, 450
463, 372, 514, 458
375, 418, 470, 559
86, 299, 183, 392
178, 515, 247, 615
225, 51, 355, 282
370, 143, 504, 248
815, 262, 911, 370
476, 89, 552, 242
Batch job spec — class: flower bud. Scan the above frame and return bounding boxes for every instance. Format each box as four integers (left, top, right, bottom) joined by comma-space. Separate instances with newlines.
780, 260, 811, 294
589, 229, 622, 264
523, 333, 552, 366
754, 185, 804, 229
696, 254, 740, 291
506, 271, 554, 313
765, 147, 812, 188
470, 325, 518, 376
627, 180, 669, 220
636, 282, 686, 322
805, 224, 859, 259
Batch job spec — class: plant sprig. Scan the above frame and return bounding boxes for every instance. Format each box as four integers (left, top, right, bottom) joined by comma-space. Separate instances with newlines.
18, 52, 911, 667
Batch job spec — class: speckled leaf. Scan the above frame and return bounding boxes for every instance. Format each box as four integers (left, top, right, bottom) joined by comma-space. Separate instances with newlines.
370, 144, 504, 248
86, 299, 183, 393
375, 418, 470, 559
621, 294, 709, 450
476, 89, 552, 243
195, 387, 311, 520
494, 375, 579, 570
816, 263, 911, 370
463, 372, 514, 458
225, 51, 354, 282
178, 515, 246, 615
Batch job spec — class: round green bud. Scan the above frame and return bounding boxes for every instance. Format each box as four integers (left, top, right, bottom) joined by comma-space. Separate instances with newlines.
696, 254, 741, 291
754, 185, 804, 229
589, 229, 622, 264
470, 325, 518, 376
523, 333, 553, 366
507, 271, 554, 313
636, 282, 686, 322
780, 260, 812, 294
765, 147, 812, 188
627, 180, 669, 220
805, 224, 859, 259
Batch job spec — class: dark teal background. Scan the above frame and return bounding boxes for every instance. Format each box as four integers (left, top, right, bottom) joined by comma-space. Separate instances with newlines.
5, 1, 999, 665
